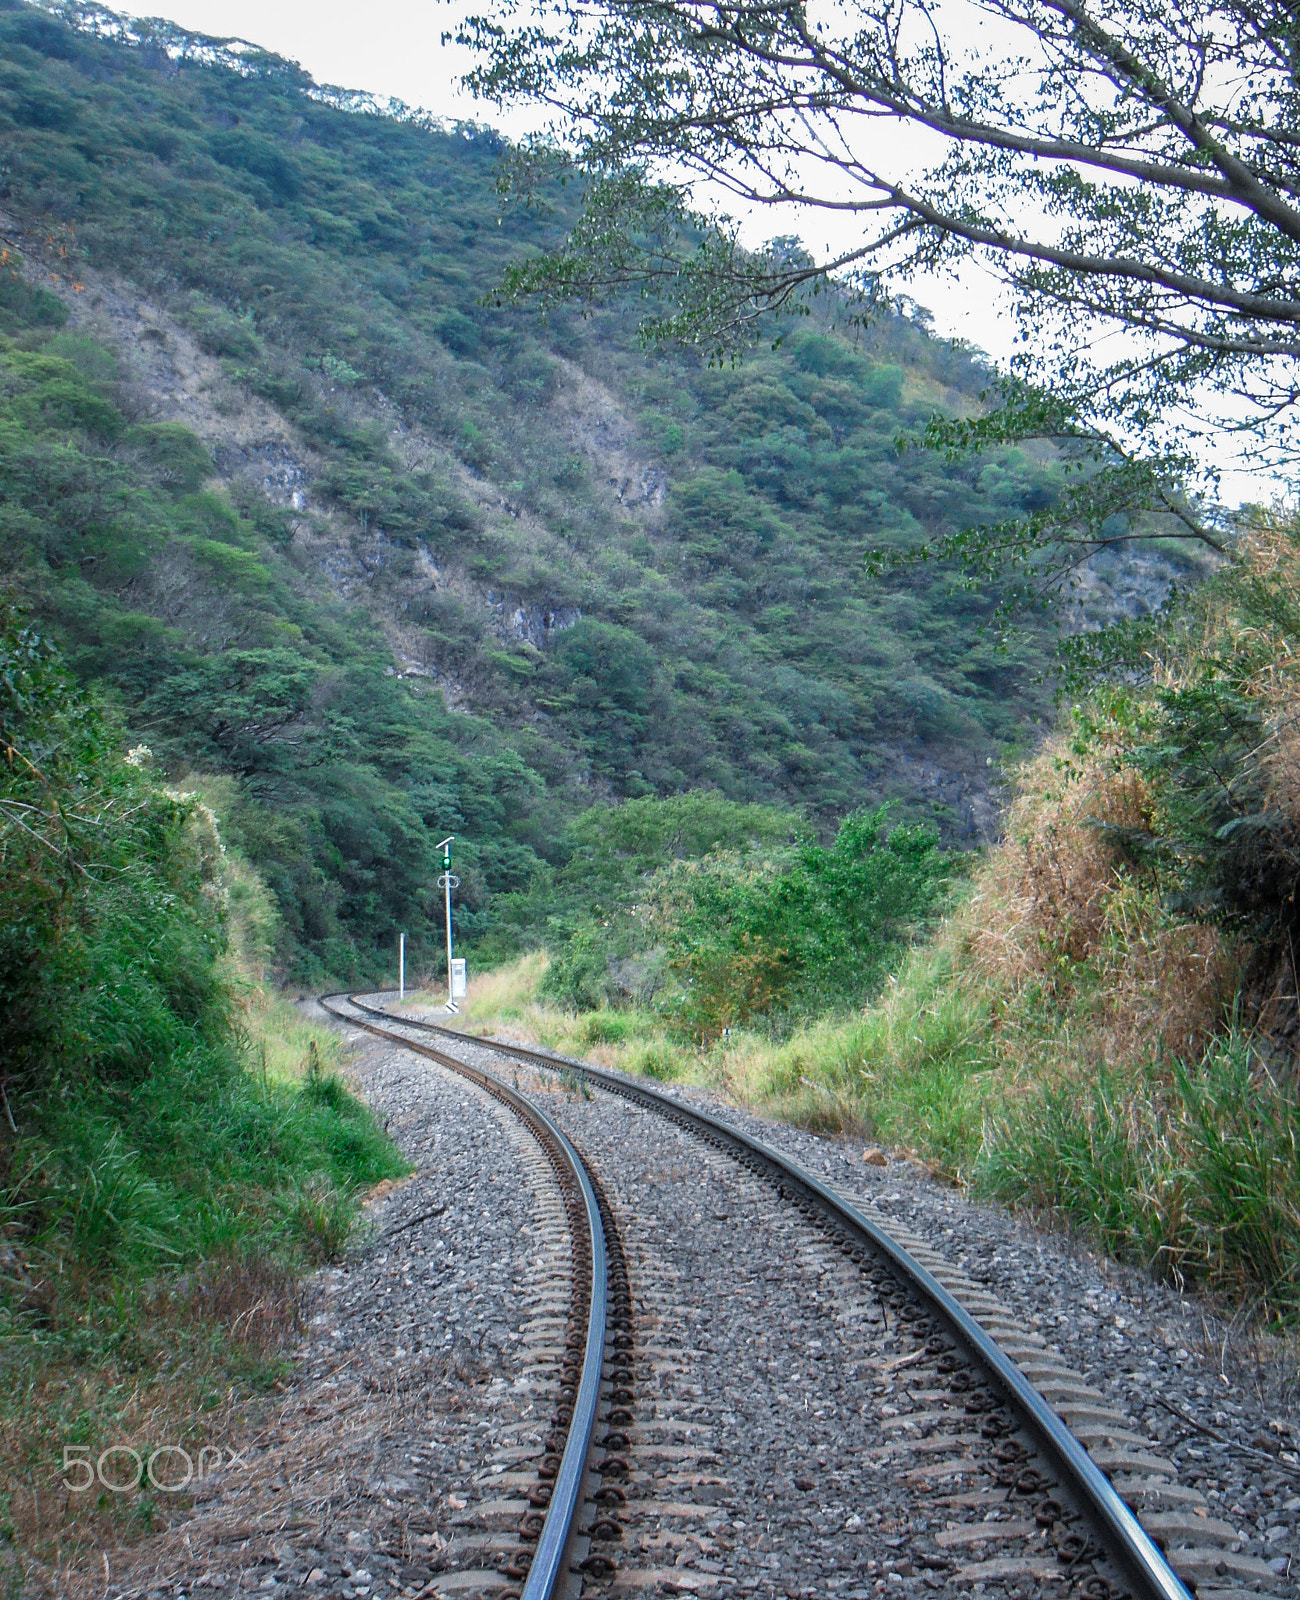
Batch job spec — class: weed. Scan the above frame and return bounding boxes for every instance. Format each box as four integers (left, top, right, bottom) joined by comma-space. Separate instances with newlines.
624, 1040, 682, 1082
578, 1010, 641, 1047
980, 1033, 1300, 1315
301, 1045, 350, 1111
282, 1177, 356, 1266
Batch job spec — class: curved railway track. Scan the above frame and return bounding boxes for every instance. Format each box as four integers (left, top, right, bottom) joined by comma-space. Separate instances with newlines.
324, 992, 1283, 1600
320, 993, 625, 1600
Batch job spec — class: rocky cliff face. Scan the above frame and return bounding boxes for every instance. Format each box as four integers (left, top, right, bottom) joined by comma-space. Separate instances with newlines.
1063, 540, 1215, 633
0, 0, 1195, 978
15, 230, 655, 710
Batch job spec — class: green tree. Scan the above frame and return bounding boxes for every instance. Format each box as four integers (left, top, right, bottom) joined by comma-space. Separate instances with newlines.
655, 806, 952, 1031
464, 0, 1297, 427
564, 791, 802, 895
461, 0, 1290, 576
547, 618, 659, 788
0, 0, 1067, 977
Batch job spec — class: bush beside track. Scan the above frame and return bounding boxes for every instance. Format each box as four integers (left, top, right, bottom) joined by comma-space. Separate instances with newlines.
0, 605, 408, 1584
429, 521, 1300, 1325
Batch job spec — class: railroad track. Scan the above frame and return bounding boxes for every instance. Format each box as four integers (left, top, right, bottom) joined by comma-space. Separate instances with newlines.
324, 992, 1287, 1600
320, 993, 625, 1600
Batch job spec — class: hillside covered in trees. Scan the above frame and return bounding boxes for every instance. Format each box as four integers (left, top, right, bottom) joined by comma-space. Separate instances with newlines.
0, 0, 1086, 980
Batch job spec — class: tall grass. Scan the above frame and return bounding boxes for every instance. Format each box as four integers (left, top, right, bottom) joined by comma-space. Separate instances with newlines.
713, 941, 998, 1171
9, 1010, 404, 1278
247, 987, 354, 1084
0, 614, 409, 1581
427, 947, 998, 1171
451, 937, 1300, 1319
980, 1035, 1300, 1315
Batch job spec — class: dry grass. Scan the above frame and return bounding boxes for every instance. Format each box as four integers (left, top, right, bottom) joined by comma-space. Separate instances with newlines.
1222, 523, 1300, 864
956, 516, 1300, 1072
0, 1253, 304, 1590
457, 950, 549, 1021
241, 989, 354, 1088
959, 734, 1241, 1067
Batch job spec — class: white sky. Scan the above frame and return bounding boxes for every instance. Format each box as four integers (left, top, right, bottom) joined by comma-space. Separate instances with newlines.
136, 0, 1269, 505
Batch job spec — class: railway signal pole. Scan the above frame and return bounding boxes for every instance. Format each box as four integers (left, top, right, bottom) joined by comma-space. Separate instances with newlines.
436, 836, 460, 1012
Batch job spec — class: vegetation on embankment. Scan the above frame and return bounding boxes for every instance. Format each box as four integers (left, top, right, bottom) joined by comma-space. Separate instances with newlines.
0, 0, 1164, 984
447, 949, 1300, 1326
432, 520, 1300, 1321
0, 607, 407, 1585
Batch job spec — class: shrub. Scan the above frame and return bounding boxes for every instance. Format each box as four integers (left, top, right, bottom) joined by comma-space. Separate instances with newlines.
0, 601, 406, 1283
120, 422, 213, 493
655, 806, 954, 1035
0, 265, 68, 333
542, 924, 616, 1011
577, 1008, 641, 1046
0, 608, 224, 1092
178, 299, 262, 360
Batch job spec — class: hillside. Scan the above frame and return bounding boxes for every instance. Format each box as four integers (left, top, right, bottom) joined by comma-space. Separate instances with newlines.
0, 0, 1078, 979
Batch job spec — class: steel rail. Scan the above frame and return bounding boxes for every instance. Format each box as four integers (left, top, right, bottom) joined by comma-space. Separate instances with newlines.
319, 994, 608, 1600
347, 993, 1194, 1600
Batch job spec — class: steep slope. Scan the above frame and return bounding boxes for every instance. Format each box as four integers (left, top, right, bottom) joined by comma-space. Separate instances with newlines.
0, 0, 1079, 977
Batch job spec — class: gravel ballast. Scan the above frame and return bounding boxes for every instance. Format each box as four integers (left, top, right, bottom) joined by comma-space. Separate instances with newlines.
58, 1001, 1300, 1600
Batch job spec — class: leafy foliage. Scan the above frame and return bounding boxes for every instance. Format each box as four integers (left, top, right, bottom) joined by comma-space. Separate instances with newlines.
0, 602, 403, 1280
528, 793, 801, 1004
462, 0, 1300, 474
653, 808, 954, 1034
0, 607, 223, 1091
1059, 519, 1300, 946
0, 634, 398, 1576
459, 0, 1282, 610
528, 797, 952, 1032
0, 1, 1068, 978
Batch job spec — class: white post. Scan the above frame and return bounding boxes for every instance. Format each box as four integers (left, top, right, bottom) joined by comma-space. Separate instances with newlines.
436, 836, 456, 1005
398, 932, 405, 1001
444, 865, 454, 997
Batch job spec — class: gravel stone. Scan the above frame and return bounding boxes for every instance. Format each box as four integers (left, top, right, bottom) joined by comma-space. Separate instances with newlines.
395, 1001, 1300, 1600
53, 1014, 576, 1600
53, 996, 1300, 1600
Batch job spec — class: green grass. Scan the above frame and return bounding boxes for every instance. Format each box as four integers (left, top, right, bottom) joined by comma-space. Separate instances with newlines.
449, 949, 1300, 1319
979, 1034, 1300, 1316
0, 1006, 408, 1578
0, 625, 409, 1577
708, 942, 998, 1168
13, 1028, 405, 1273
